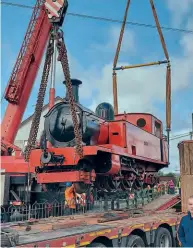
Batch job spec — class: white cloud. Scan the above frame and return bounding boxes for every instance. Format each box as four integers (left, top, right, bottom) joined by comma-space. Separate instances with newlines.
180, 34, 193, 55
163, 129, 191, 173
84, 41, 193, 123
90, 25, 136, 55
107, 26, 136, 53
186, 17, 193, 30
166, 0, 193, 26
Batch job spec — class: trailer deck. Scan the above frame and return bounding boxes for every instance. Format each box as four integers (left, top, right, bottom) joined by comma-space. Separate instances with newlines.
1, 209, 184, 247
143, 194, 180, 211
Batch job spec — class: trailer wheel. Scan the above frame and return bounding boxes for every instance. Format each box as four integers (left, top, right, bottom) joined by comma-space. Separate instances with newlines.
88, 242, 106, 247
154, 227, 172, 247
127, 235, 145, 247
1, 233, 12, 247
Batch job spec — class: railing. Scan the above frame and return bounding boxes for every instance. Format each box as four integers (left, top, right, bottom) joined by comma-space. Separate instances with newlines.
1, 185, 175, 224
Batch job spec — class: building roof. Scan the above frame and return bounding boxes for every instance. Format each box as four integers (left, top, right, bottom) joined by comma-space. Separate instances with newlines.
19, 96, 64, 128
159, 176, 175, 182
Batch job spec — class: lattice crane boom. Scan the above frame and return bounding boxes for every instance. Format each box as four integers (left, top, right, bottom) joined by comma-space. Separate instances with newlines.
1, 0, 68, 149
1, 0, 51, 147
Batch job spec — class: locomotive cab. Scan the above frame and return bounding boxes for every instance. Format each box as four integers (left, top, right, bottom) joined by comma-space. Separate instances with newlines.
115, 113, 163, 138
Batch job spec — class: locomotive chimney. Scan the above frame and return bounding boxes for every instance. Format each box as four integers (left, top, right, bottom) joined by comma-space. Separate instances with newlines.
63, 79, 82, 103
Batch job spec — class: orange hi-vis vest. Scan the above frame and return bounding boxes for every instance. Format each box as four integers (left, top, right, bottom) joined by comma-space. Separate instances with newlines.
82, 193, 87, 206
157, 184, 161, 192
65, 185, 76, 209
76, 193, 86, 207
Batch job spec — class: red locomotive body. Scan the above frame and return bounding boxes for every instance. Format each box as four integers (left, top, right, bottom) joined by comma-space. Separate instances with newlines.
112, 113, 168, 163
29, 84, 168, 193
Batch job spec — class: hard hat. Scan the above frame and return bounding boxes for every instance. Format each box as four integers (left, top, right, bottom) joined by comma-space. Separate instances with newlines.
66, 182, 72, 187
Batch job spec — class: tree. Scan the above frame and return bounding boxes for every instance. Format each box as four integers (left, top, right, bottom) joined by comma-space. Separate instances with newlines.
165, 172, 175, 177
164, 172, 177, 186
158, 171, 178, 186
158, 171, 164, 176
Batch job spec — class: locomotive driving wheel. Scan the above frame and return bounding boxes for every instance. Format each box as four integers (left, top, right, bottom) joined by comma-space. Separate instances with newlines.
109, 177, 121, 192
133, 179, 144, 190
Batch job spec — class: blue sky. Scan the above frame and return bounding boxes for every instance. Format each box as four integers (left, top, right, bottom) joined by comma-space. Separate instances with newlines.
1, 0, 193, 171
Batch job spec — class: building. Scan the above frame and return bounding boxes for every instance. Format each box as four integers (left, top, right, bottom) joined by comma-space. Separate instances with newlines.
14, 96, 64, 151
159, 176, 176, 184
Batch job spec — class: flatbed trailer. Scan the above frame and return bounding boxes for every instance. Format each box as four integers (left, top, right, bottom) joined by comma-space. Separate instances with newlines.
1, 209, 184, 247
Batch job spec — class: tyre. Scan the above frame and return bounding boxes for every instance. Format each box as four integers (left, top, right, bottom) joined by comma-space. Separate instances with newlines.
127, 235, 145, 247
154, 227, 172, 247
1, 233, 12, 247
88, 242, 106, 247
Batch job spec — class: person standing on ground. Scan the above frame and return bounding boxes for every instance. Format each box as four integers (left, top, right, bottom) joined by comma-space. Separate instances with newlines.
168, 180, 175, 194
177, 195, 193, 247
64, 182, 76, 214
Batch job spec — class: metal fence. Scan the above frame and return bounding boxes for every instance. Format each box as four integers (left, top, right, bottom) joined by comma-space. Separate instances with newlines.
1, 185, 176, 223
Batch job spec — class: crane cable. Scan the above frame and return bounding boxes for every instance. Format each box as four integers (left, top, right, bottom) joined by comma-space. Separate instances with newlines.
112, 0, 171, 162
56, 28, 83, 158
24, 32, 54, 162
149, 0, 171, 162
112, 0, 131, 115
24, 26, 83, 161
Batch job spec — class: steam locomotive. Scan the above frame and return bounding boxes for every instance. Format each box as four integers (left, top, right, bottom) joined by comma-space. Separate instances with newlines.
30, 79, 168, 195
0, 78, 169, 218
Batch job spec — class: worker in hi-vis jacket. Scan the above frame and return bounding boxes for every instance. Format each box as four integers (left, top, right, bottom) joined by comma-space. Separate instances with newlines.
64, 182, 76, 214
